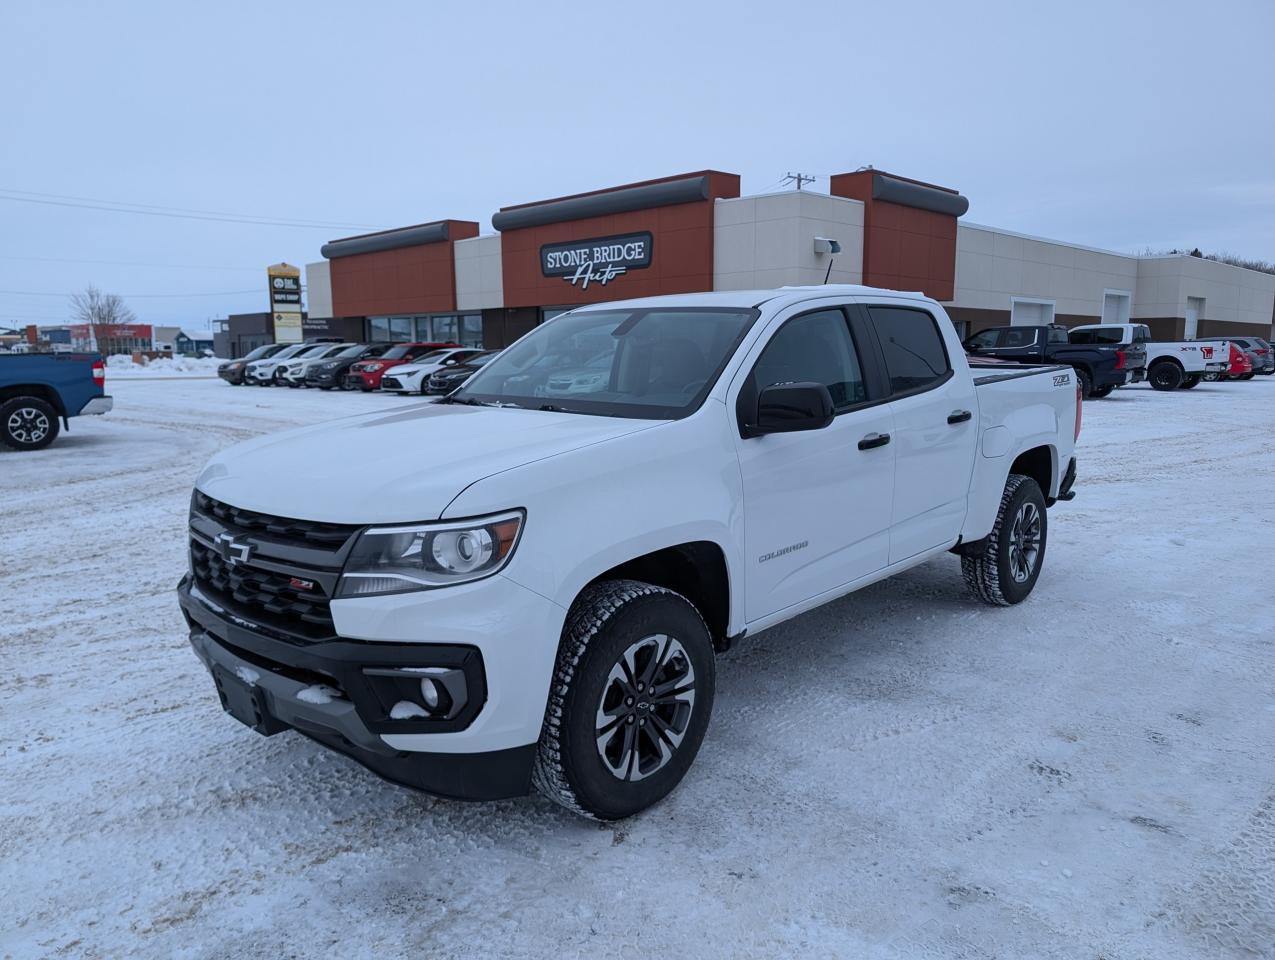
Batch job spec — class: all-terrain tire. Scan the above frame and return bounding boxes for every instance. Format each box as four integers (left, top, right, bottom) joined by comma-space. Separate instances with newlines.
1149, 361, 1184, 391
0, 396, 60, 451
1075, 368, 1093, 398
962, 474, 1048, 607
1180, 375, 1201, 389
533, 579, 716, 820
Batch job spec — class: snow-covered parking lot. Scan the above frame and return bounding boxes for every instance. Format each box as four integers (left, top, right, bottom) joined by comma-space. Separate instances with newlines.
3, 377, 1273, 959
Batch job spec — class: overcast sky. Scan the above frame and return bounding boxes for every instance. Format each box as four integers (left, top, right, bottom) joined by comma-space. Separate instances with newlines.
2, 0, 1272, 328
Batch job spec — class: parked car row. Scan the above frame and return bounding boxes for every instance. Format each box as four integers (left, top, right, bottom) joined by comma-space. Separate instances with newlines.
218, 340, 500, 395
964, 322, 1273, 397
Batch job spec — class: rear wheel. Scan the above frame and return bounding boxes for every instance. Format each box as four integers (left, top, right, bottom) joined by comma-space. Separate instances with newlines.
533, 580, 715, 820
1149, 361, 1184, 391
1203, 372, 1221, 382
1, 396, 60, 451
1075, 368, 1093, 398
1090, 384, 1115, 398
1181, 375, 1201, 389
962, 474, 1047, 606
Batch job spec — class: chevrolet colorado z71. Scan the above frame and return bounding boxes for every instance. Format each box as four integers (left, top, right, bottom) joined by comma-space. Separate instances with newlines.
178, 286, 1080, 819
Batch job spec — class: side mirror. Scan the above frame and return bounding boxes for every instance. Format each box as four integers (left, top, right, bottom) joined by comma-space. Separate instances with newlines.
746, 381, 835, 437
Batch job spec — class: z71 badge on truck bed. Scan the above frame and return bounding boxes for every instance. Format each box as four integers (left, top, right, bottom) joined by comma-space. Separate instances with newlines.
178, 285, 1081, 819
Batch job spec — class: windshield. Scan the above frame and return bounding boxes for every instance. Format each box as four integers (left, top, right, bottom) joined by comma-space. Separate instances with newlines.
381, 344, 415, 360
295, 343, 333, 358
241, 344, 279, 361
335, 344, 365, 358
453, 307, 759, 419
268, 343, 310, 360
413, 350, 452, 364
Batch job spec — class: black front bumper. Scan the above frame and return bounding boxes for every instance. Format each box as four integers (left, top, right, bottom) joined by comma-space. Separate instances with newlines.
218, 368, 244, 384
177, 576, 535, 801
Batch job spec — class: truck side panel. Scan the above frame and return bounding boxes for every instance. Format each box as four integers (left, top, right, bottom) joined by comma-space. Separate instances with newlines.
963, 366, 1076, 542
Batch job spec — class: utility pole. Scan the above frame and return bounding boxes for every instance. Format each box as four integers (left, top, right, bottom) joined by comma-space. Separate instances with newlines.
782, 171, 817, 191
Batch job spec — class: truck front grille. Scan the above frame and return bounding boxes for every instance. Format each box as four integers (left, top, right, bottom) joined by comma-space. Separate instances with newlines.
192, 491, 358, 546
189, 493, 361, 642
190, 540, 334, 634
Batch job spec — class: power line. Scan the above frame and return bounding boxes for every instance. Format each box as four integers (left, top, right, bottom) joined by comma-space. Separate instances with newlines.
0, 254, 261, 271
0, 288, 273, 299
0, 188, 387, 230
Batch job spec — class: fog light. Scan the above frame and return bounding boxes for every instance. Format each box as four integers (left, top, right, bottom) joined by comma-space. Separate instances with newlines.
420, 678, 440, 710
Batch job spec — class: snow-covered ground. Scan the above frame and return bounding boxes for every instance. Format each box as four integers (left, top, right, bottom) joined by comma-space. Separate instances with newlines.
2, 378, 1273, 959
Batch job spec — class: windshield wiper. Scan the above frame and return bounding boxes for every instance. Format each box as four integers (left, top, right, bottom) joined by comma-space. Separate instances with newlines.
444, 396, 525, 409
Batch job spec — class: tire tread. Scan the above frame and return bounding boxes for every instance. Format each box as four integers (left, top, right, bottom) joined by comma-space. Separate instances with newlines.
962, 474, 1035, 607
532, 579, 690, 819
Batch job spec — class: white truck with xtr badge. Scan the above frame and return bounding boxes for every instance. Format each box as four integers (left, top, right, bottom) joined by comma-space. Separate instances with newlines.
178, 286, 1081, 819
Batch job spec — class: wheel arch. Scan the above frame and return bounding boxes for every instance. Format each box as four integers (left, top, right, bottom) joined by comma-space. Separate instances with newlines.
1149, 356, 1185, 371
578, 541, 732, 651
1008, 445, 1055, 500
0, 383, 66, 417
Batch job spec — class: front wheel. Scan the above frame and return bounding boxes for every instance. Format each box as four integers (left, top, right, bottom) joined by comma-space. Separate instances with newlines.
533, 580, 716, 820
962, 474, 1048, 606
1, 396, 60, 451
1181, 375, 1201, 389
1240, 372, 1256, 381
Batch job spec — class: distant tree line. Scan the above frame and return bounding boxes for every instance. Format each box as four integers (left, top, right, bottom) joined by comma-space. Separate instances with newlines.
1141, 247, 1275, 276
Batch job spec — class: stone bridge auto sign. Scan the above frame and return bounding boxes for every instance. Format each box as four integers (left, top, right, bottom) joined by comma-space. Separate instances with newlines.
540, 232, 653, 289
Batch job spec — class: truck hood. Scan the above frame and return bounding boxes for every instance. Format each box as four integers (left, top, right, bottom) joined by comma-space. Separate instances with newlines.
195, 401, 661, 524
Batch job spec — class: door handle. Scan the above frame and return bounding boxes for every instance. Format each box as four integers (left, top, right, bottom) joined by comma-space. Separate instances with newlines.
947, 409, 973, 424
858, 432, 891, 450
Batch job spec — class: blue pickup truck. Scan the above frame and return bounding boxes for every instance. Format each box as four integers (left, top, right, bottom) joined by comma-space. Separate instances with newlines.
0, 353, 113, 450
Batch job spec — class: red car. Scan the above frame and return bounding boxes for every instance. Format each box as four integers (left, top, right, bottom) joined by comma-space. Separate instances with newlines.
346, 341, 460, 391
1223, 341, 1253, 381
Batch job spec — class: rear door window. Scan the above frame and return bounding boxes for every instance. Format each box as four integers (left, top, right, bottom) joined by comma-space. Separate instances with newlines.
999, 327, 1038, 349
867, 307, 952, 394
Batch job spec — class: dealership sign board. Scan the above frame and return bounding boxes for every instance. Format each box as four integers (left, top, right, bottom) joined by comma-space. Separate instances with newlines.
267, 262, 303, 343
540, 232, 653, 289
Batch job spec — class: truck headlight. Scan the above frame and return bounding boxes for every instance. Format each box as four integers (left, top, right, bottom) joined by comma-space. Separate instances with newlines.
337, 510, 524, 597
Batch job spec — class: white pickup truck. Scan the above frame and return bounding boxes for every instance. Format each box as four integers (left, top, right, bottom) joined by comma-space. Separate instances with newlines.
1068, 323, 1230, 390
178, 286, 1080, 819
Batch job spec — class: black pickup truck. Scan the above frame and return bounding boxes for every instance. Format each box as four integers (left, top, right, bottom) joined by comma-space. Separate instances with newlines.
963, 324, 1146, 398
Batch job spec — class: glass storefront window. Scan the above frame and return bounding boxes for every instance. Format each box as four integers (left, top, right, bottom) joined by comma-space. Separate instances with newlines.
459, 314, 483, 347
368, 317, 392, 341
433, 315, 458, 344
389, 317, 413, 341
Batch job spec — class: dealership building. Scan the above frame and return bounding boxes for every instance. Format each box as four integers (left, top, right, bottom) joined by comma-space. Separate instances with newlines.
297, 168, 1275, 351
